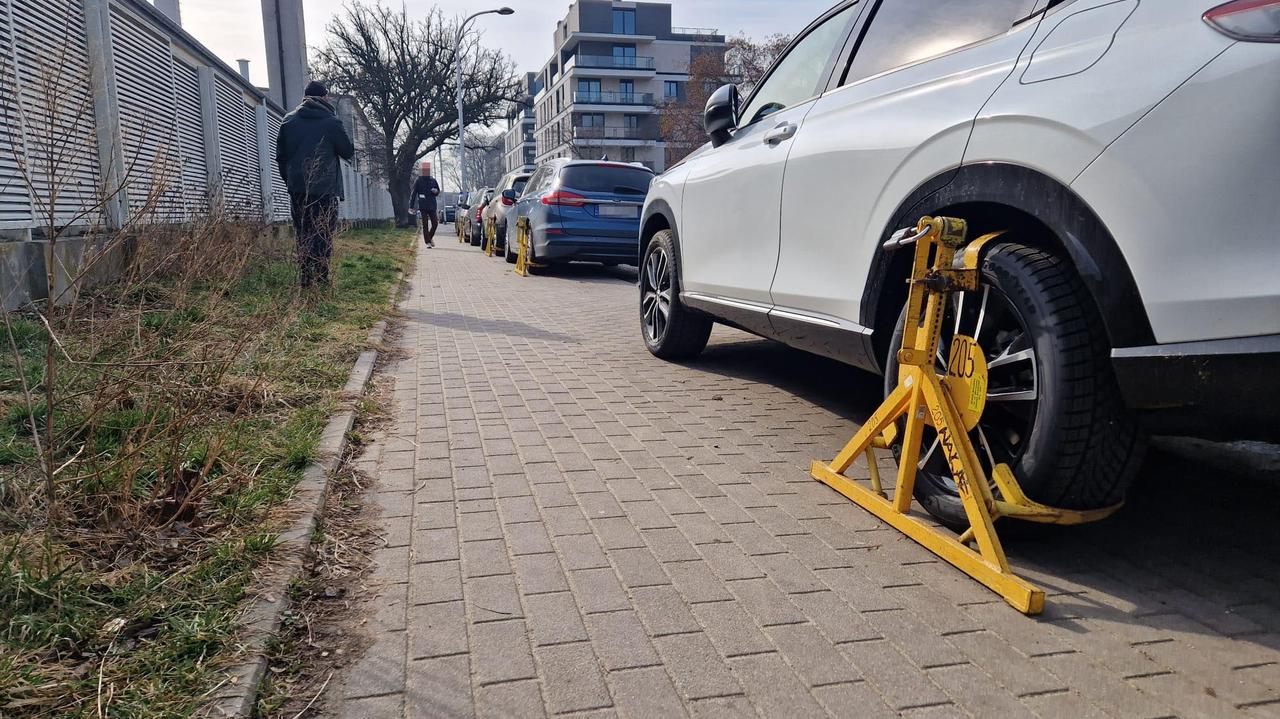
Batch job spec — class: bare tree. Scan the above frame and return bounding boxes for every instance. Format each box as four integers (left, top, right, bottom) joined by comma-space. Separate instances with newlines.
659, 52, 734, 167
314, 3, 519, 226
726, 32, 793, 96
658, 34, 792, 167
444, 128, 504, 192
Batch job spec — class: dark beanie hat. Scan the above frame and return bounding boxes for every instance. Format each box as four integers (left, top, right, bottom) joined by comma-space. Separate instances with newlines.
304, 80, 328, 97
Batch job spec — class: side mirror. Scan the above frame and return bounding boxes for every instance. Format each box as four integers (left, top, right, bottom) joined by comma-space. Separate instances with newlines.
502, 189, 518, 204
704, 84, 740, 148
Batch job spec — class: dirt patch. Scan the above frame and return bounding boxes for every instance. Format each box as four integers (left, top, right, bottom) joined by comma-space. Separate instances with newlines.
254, 347, 403, 719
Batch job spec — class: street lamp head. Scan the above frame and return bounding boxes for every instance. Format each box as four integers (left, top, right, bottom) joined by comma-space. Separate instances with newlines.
497, 7, 515, 15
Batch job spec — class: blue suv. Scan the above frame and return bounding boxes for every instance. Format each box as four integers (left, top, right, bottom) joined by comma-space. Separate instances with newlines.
504, 159, 654, 266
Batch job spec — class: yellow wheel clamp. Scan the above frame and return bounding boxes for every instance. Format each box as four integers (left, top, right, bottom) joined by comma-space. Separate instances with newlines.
514, 216, 545, 277
485, 217, 498, 257
810, 216, 1121, 614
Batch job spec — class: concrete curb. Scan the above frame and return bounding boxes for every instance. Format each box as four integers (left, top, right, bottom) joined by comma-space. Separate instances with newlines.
203, 287, 398, 718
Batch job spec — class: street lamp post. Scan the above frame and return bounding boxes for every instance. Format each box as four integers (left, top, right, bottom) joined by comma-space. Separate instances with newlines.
455, 7, 514, 197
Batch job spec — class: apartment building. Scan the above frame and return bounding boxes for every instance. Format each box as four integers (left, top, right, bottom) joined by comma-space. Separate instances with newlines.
502, 72, 543, 175
532, 1, 726, 173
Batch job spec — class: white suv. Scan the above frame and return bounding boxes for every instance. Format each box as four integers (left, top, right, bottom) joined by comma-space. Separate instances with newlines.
638, 0, 1280, 527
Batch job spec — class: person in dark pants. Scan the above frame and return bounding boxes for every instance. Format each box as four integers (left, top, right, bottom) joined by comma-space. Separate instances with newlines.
412, 161, 441, 247
275, 80, 355, 288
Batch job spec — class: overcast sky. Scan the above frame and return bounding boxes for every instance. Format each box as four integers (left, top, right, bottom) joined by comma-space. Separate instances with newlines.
173, 0, 835, 88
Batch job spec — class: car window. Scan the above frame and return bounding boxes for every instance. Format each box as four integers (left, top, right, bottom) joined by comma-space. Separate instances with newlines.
513, 178, 530, 195
524, 170, 544, 195
530, 167, 552, 194
738, 5, 860, 127
844, 0, 1039, 85
559, 165, 654, 195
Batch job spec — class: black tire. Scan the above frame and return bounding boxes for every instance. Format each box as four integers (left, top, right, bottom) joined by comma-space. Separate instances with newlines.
641, 230, 712, 360
885, 241, 1146, 529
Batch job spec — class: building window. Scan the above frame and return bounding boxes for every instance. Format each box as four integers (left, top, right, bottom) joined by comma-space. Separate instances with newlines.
624, 115, 640, 129
612, 9, 636, 35
612, 45, 637, 67
619, 80, 634, 100
581, 113, 605, 127
621, 147, 637, 162
664, 81, 680, 100
577, 79, 601, 102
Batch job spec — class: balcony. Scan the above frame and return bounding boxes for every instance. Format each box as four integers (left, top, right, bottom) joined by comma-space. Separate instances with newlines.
573, 91, 654, 106
570, 54, 656, 71
573, 126, 655, 141
670, 26, 722, 38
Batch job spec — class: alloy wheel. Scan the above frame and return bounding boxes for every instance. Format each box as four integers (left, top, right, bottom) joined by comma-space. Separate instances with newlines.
906, 283, 1040, 496
641, 246, 673, 344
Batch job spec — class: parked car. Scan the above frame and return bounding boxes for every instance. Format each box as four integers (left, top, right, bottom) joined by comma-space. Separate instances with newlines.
482, 170, 533, 254
463, 188, 494, 247
455, 193, 471, 235
506, 159, 654, 266
638, 0, 1280, 528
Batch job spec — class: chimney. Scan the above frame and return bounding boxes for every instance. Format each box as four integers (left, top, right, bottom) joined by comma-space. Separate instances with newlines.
155, 0, 181, 25
237, 59, 251, 82
262, 0, 308, 109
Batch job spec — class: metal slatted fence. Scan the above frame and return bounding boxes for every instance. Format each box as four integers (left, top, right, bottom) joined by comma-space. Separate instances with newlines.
171, 56, 207, 217
109, 2, 185, 220
9, 0, 100, 226
0, 0, 391, 234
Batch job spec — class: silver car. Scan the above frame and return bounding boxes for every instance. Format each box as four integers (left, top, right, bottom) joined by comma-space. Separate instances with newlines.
482, 170, 532, 254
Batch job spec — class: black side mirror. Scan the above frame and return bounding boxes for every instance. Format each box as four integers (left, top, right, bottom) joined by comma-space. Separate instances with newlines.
704, 84, 740, 148
502, 189, 518, 202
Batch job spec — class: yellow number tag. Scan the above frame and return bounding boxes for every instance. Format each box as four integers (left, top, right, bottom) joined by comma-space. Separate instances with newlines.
945, 335, 988, 431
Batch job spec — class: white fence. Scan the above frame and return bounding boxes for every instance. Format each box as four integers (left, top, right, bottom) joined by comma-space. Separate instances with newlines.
0, 0, 392, 237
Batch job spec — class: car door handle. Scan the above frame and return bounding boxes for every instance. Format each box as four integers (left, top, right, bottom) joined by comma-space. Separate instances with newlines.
764, 122, 798, 145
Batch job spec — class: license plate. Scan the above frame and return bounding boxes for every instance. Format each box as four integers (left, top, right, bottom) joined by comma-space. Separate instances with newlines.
598, 204, 639, 219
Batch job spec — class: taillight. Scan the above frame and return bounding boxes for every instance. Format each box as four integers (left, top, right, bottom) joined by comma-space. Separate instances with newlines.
475, 207, 483, 220
541, 191, 587, 207
1205, 0, 1280, 41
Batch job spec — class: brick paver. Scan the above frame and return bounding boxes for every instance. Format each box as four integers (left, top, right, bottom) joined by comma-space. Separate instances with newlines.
328, 229, 1280, 718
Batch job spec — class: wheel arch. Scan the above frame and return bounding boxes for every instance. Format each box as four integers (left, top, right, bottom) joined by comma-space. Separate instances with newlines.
640, 200, 678, 270
863, 162, 1156, 365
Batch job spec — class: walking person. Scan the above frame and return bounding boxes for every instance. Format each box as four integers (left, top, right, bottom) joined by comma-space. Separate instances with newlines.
276, 80, 355, 288
413, 162, 441, 247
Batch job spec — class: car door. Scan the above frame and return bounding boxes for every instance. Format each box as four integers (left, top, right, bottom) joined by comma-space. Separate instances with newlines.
678, 3, 862, 327
510, 165, 551, 245
769, 0, 1047, 369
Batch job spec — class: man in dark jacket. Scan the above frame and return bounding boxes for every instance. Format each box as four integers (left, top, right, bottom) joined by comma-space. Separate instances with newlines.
276, 81, 355, 288
412, 161, 441, 247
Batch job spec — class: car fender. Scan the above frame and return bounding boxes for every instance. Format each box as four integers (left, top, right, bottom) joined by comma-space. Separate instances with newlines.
639, 199, 679, 270
639, 162, 688, 270
861, 162, 1155, 355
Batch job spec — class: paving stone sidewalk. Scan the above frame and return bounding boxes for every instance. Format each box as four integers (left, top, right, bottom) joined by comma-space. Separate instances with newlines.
326, 229, 1280, 719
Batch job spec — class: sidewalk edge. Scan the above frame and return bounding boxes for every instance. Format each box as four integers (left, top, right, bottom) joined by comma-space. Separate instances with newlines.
202, 279, 401, 718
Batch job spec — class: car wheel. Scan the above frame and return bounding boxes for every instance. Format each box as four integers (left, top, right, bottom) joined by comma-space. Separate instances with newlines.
641, 230, 712, 360
505, 234, 518, 264
884, 242, 1146, 529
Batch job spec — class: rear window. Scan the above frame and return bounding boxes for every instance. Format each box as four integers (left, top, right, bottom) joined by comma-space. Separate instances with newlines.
559, 165, 654, 196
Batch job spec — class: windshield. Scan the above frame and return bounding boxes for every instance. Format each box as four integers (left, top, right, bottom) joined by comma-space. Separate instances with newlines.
560, 165, 654, 196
